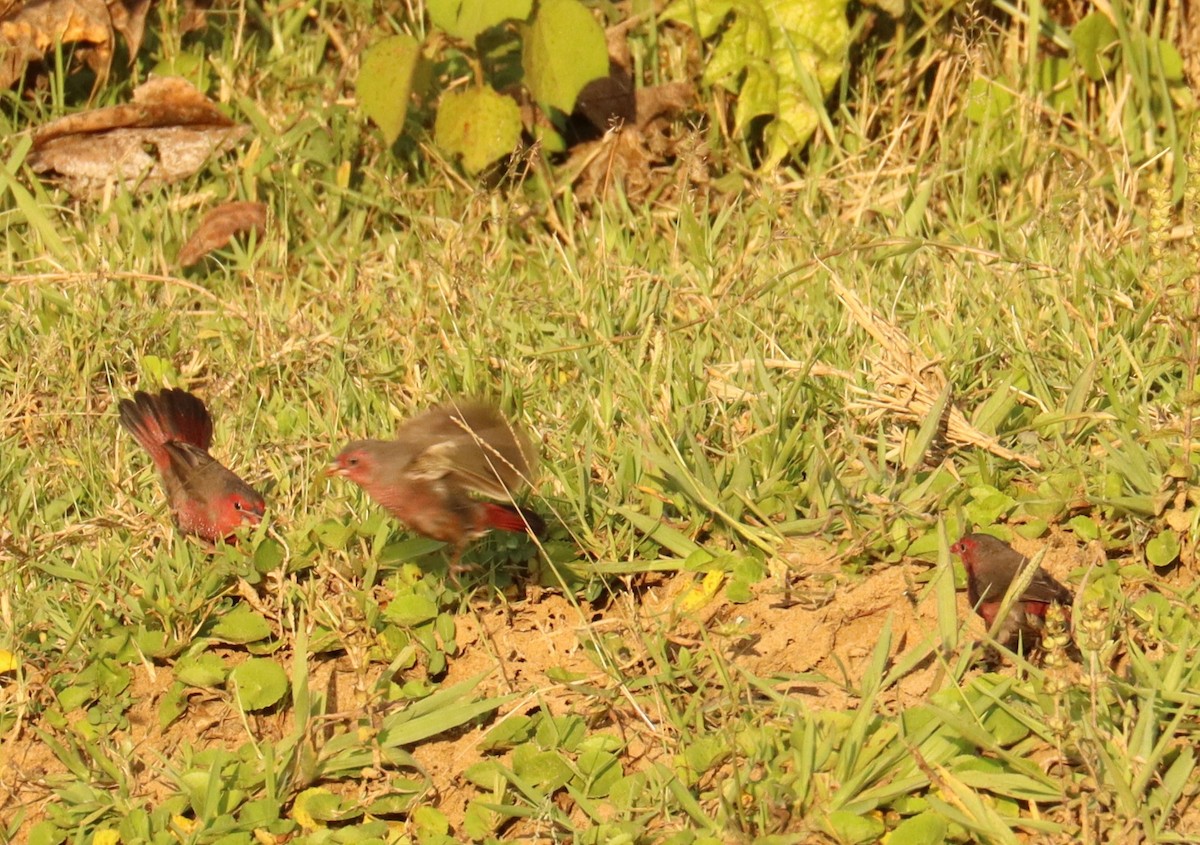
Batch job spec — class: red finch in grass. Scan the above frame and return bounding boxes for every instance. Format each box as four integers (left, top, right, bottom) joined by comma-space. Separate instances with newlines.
118, 388, 265, 543
329, 401, 543, 569
951, 532, 1074, 657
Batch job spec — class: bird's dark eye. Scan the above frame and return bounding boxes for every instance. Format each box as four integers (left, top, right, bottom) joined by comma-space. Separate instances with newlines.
234, 501, 243, 511
348, 458, 359, 467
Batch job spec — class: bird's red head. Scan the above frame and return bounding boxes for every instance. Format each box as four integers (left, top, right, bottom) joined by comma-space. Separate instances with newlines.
230, 491, 266, 521
217, 490, 265, 535
328, 442, 378, 487
950, 534, 980, 570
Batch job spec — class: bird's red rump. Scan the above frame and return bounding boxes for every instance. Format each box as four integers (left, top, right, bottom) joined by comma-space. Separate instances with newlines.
481, 502, 544, 536
978, 602, 1000, 627
1024, 600, 1051, 617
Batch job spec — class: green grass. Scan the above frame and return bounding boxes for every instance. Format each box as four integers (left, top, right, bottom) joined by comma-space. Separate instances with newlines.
1, 1, 1199, 843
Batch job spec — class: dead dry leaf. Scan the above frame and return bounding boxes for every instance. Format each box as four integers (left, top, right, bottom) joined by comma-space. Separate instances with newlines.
29, 76, 248, 197
567, 80, 696, 204
107, 0, 149, 58
0, 0, 150, 89
178, 201, 267, 267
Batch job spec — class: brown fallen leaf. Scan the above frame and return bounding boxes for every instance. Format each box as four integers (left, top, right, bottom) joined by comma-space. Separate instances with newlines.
29, 76, 248, 197
0, 0, 150, 90
567, 79, 696, 204
178, 201, 268, 267
34, 76, 235, 143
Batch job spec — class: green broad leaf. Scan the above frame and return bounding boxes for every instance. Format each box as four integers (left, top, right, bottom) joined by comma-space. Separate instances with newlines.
678, 735, 726, 782
886, 812, 948, 845
697, 0, 849, 166
158, 681, 188, 730
521, 0, 608, 112
512, 746, 573, 790
822, 809, 885, 844
463, 799, 503, 840
964, 486, 1016, 528
253, 538, 285, 574
535, 715, 587, 752
725, 578, 753, 603
980, 705, 1030, 746
385, 593, 439, 627
1037, 56, 1077, 113
412, 806, 450, 836
293, 787, 355, 824
532, 121, 566, 154
1071, 12, 1118, 80
26, 821, 65, 845
176, 652, 229, 688
229, 658, 288, 711
310, 518, 355, 549
1146, 531, 1180, 567
436, 612, 457, 654
964, 77, 1014, 124
368, 790, 421, 817
1013, 519, 1048, 539
1155, 38, 1185, 82
434, 87, 522, 174
463, 760, 507, 790
1066, 515, 1100, 541
662, 0, 735, 39
734, 61, 778, 130
575, 749, 623, 798
210, 606, 272, 644
134, 628, 172, 659
238, 797, 282, 826
763, 0, 850, 166
358, 34, 422, 145
682, 548, 721, 571
481, 714, 535, 751
428, 0, 532, 42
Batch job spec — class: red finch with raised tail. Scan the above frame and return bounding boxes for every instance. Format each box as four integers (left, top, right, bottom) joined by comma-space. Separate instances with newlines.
951, 532, 1074, 656
118, 388, 265, 543
329, 401, 543, 569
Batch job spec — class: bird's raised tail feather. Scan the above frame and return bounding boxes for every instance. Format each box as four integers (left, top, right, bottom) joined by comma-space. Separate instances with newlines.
119, 389, 214, 471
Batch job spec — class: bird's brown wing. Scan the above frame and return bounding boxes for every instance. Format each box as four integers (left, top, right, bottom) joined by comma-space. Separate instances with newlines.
1020, 567, 1073, 606
163, 442, 257, 508
400, 402, 535, 498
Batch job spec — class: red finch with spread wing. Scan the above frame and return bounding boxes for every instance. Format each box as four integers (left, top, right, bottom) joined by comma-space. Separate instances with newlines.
329, 401, 543, 568
118, 388, 265, 543
951, 532, 1074, 656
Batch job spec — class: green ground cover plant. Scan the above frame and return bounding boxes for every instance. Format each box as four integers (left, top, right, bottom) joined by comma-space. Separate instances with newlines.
1, 0, 1198, 842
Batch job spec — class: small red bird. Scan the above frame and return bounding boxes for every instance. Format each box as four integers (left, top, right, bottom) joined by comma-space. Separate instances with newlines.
329, 401, 543, 569
118, 388, 265, 543
951, 532, 1074, 657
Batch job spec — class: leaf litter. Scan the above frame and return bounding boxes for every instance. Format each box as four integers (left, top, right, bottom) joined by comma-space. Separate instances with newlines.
0, 0, 150, 90
29, 76, 248, 197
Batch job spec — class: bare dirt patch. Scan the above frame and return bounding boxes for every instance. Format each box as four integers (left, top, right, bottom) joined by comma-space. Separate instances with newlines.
0, 532, 1096, 836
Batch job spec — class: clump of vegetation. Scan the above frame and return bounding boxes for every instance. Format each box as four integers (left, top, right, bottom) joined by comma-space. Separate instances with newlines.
0, 0, 1197, 841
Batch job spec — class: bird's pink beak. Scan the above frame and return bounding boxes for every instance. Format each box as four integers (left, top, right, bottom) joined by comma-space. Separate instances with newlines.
326, 462, 347, 477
